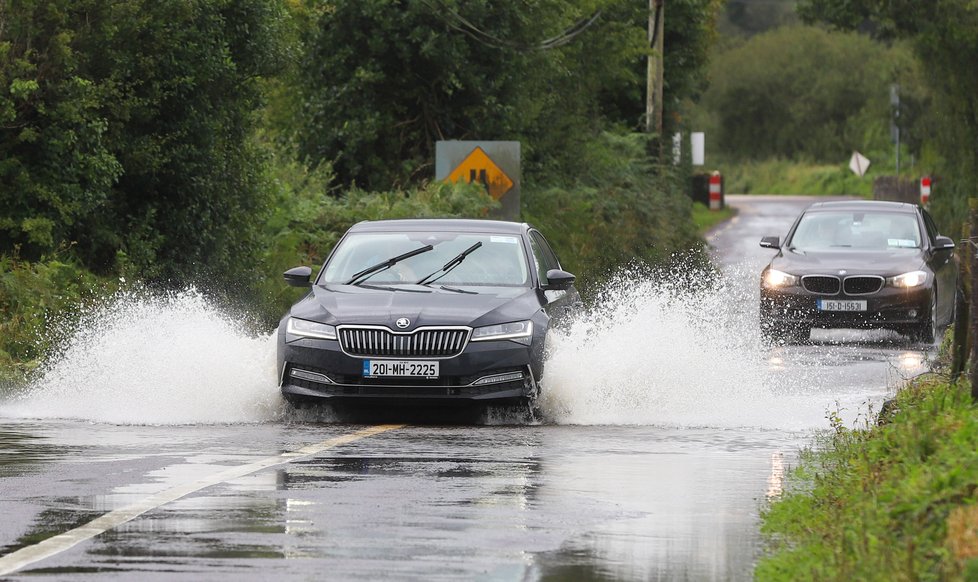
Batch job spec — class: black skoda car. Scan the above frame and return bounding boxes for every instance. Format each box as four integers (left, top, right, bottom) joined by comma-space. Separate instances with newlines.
277, 219, 580, 407
759, 200, 957, 343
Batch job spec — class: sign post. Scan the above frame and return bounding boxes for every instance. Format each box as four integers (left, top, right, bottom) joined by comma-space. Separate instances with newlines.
436, 141, 521, 221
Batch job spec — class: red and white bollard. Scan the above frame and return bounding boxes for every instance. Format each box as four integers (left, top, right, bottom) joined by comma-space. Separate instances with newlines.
920, 176, 931, 206
709, 171, 723, 211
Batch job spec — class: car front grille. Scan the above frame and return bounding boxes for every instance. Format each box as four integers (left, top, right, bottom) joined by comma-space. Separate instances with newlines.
843, 276, 884, 295
802, 275, 841, 295
338, 326, 470, 358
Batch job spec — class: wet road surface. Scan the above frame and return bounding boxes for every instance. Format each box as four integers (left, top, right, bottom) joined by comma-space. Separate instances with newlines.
0, 194, 932, 580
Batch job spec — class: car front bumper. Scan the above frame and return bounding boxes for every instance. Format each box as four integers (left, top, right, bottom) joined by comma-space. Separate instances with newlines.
760, 284, 931, 330
278, 335, 540, 404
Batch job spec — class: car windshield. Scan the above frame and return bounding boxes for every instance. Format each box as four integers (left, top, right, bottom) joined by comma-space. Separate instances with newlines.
789, 211, 922, 250
321, 232, 531, 287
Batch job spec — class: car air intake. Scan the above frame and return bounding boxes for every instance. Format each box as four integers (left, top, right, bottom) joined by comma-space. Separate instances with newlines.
801, 275, 841, 295
843, 276, 884, 295
339, 326, 469, 358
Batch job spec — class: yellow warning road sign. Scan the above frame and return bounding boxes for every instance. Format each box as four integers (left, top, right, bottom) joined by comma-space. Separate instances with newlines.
446, 147, 514, 200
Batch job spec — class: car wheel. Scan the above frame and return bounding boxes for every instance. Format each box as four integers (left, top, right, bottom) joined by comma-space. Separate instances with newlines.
909, 290, 938, 344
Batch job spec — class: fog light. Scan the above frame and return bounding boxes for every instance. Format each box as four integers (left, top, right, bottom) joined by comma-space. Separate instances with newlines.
908, 309, 917, 318
473, 371, 524, 386
290, 368, 334, 384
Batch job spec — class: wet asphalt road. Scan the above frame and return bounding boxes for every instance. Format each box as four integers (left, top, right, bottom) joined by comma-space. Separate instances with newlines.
0, 195, 932, 581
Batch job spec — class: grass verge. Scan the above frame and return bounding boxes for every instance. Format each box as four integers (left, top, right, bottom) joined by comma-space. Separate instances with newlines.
714, 158, 875, 196
691, 202, 736, 234
757, 373, 978, 581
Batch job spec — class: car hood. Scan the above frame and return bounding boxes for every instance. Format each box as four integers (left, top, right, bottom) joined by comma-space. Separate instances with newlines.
770, 248, 925, 277
289, 284, 541, 330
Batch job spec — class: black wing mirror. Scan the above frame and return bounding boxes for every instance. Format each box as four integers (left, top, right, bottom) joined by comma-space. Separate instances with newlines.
284, 266, 312, 287
544, 269, 576, 291
934, 235, 955, 251
760, 236, 781, 249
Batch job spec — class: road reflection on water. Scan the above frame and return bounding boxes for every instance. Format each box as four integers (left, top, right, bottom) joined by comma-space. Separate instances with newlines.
0, 420, 815, 581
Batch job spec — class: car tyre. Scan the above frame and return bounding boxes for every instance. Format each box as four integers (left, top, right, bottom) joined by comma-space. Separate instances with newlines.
909, 289, 938, 344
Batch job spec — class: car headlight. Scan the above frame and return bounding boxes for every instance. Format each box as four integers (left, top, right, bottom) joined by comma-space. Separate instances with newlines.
887, 271, 928, 288
471, 321, 533, 345
286, 317, 337, 340
762, 269, 799, 288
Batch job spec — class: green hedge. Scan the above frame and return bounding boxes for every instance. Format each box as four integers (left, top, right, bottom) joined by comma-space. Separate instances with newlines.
0, 254, 116, 389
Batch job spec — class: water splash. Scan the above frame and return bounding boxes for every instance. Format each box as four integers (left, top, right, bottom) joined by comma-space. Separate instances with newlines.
538, 265, 902, 430
0, 265, 913, 428
1, 289, 282, 425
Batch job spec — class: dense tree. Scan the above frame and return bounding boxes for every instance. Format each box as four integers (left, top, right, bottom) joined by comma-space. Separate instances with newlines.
0, 1, 121, 257
719, 0, 798, 37
700, 25, 914, 163
0, 0, 290, 287
798, 0, 978, 230
78, 0, 290, 286
292, 0, 722, 190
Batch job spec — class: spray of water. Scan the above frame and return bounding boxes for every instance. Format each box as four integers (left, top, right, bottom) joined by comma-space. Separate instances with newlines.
1, 289, 282, 425
1, 264, 903, 428
538, 264, 896, 430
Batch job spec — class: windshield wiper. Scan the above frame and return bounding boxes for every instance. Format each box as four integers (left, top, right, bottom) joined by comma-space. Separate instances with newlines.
439, 285, 478, 295
347, 245, 433, 285
416, 242, 482, 286
356, 283, 431, 293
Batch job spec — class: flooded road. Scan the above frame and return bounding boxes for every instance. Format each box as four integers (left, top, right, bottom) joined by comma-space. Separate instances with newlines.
0, 195, 931, 580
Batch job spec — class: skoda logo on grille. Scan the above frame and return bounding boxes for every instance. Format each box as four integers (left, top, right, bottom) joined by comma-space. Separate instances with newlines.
395, 318, 411, 329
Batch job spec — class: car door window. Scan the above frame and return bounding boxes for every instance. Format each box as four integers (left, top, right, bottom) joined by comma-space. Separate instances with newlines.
528, 231, 560, 285
921, 209, 940, 245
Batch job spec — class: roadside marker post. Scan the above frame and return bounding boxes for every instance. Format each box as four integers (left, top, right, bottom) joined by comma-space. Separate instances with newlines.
709, 171, 723, 211
920, 176, 932, 206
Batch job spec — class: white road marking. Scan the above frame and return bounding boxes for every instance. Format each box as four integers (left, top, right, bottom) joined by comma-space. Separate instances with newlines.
0, 424, 403, 577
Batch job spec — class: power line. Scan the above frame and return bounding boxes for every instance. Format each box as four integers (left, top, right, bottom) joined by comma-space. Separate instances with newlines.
422, 1, 602, 51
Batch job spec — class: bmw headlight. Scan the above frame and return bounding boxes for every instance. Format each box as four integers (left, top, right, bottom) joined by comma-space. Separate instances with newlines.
887, 271, 928, 288
286, 317, 337, 340
471, 321, 533, 345
762, 269, 799, 288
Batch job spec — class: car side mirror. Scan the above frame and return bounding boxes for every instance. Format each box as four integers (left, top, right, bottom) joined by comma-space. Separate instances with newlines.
934, 235, 955, 251
544, 269, 576, 291
284, 266, 312, 287
760, 236, 781, 249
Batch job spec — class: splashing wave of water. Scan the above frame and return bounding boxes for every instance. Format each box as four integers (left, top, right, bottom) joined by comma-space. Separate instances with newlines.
538, 267, 892, 430
1, 266, 900, 428
1, 289, 282, 425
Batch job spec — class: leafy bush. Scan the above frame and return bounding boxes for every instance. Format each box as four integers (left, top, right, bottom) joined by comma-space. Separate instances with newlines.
0, 253, 114, 389
523, 132, 704, 293
699, 26, 917, 164
0, 0, 291, 290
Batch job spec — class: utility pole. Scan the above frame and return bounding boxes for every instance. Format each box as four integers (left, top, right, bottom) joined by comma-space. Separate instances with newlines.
890, 84, 901, 174
645, 0, 664, 138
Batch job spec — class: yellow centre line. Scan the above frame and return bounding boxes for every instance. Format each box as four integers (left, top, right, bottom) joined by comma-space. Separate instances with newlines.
0, 424, 404, 577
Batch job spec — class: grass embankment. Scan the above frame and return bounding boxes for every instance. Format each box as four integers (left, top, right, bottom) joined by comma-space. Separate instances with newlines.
691, 202, 736, 234
714, 159, 875, 196
757, 374, 978, 580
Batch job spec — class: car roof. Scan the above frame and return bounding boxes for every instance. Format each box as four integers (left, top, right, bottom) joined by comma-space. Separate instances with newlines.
804, 200, 918, 213
348, 219, 529, 234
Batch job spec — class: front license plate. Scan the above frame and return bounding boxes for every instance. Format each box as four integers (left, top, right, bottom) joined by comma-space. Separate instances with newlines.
362, 360, 439, 379
817, 299, 867, 312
